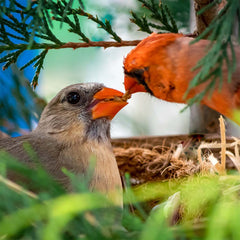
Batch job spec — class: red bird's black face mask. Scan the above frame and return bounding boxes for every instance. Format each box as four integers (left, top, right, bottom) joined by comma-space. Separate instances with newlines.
124, 67, 152, 95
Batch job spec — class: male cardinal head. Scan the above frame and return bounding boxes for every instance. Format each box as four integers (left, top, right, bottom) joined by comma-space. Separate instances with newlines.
124, 33, 183, 96
124, 33, 240, 123
37, 83, 127, 141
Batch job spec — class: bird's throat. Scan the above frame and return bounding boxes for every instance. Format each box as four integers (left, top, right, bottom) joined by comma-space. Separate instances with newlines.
85, 118, 111, 143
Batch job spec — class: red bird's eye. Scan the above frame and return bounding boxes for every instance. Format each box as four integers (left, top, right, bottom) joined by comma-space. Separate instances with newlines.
66, 92, 80, 104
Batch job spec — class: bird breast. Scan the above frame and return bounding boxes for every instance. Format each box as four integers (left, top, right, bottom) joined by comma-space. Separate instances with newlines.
59, 140, 122, 205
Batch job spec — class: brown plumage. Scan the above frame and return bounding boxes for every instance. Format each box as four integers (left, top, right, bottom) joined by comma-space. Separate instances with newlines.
124, 33, 240, 125
0, 83, 127, 205
0, 131, 8, 138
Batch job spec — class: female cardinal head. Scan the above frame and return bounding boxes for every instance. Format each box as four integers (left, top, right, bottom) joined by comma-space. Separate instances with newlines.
36, 83, 127, 142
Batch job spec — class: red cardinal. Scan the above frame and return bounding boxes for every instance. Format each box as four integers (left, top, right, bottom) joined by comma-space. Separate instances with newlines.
124, 33, 240, 124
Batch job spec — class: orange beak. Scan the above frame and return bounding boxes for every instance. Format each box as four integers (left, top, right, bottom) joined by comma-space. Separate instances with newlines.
91, 87, 128, 120
124, 76, 147, 94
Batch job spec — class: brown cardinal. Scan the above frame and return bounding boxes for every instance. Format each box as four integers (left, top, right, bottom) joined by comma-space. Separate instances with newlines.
0, 83, 127, 205
124, 33, 240, 124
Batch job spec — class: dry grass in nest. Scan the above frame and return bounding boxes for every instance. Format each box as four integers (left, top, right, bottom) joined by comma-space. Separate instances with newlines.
113, 116, 240, 185
114, 144, 199, 184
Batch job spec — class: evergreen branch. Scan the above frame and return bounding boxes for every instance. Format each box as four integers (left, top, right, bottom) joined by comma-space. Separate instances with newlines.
3, 31, 26, 42
1, 17, 27, 36
53, 14, 89, 42
7, 12, 21, 25
77, 0, 85, 9
0, 52, 16, 64
2, 49, 24, 70
28, 23, 37, 48
74, 8, 122, 42
34, 33, 55, 42
130, 12, 152, 34
0, 23, 13, 45
229, 40, 237, 80
148, 22, 170, 31
41, 11, 62, 44
72, 14, 89, 42
0, 39, 140, 86
0, 40, 141, 52
186, 79, 216, 108
62, 0, 74, 24
43, 8, 53, 29
47, 0, 90, 42
164, 4, 178, 33
13, 1, 25, 10
186, 0, 240, 104
0, 0, 129, 86
131, 0, 178, 33
0, 16, 30, 42
31, 49, 48, 89
19, 53, 44, 71
54, 40, 141, 48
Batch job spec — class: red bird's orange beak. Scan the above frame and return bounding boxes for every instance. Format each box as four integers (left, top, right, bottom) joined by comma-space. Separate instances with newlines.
124, 76, 147, 94
91, 87, 128, 120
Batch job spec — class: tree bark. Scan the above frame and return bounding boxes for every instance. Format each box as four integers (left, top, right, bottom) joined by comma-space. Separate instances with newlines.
189, 0, 223, 134
194, 0, 219, 35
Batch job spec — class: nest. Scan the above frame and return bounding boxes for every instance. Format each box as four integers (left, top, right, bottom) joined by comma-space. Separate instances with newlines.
113, 116, 240, 185
114, 144, 199, 184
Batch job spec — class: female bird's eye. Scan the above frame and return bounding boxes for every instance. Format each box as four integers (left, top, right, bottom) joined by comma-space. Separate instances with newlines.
66, 92, 80, 104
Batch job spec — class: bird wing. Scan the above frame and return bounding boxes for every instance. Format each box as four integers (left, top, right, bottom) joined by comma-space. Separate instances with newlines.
0, 134, 71, 188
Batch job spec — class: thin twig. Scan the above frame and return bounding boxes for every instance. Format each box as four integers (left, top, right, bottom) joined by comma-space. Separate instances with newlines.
219, 115, 226, 174
225, 151, 240, 172
56, 40, 141, 49
0, 40, 141, 52
207, 153, 222, 173
197, 117, 240, 174
172, 144, 183, 160
0, 175, 38, 199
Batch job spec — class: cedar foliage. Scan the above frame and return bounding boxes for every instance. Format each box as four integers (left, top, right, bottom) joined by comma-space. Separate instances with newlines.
1, 1, 240, 239
0, 0, 239, 100
0, 0, 178, 86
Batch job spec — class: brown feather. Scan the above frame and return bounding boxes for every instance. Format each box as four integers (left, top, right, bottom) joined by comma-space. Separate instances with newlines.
0, 83, 122, 205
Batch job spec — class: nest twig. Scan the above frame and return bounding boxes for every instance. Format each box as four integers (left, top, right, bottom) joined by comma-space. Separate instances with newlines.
114, 116, 240, 184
